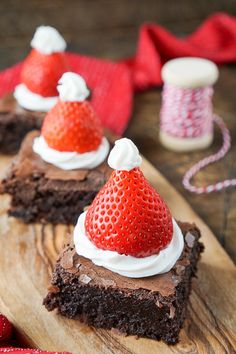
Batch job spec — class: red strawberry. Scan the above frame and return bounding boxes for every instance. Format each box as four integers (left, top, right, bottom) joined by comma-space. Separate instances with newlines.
42, 100, 103, 153
0, 314, 12, 341
85, 167, 173, 258
0, 349, 70, 354
21, 49, 69, 97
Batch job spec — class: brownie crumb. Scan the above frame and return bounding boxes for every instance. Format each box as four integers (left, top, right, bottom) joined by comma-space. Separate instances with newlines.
185, 232, 195, 248
79, 274, 92, 284
169, 305, 176, 319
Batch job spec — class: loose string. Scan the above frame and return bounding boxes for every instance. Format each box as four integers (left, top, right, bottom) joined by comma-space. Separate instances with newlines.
160, 84, 236, 194
183, 114, 236, 194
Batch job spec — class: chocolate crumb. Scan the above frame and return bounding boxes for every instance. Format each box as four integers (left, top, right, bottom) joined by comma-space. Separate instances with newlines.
60, 249, 75, 269
155, 300, 163, 308
72, 252, 80, 263
100, 278, 116, 287
176, 265, 185, 275
111, 328, 127, 336
48, 285, 60, 293
172, 275, 181, 286
67, 267, 80, 274
79, 274, 92, 284
185, 232, 195, 248
169, 305, 176, 319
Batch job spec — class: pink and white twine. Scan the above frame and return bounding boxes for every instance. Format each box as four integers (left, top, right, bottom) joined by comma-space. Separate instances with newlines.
160, 84, 236, 194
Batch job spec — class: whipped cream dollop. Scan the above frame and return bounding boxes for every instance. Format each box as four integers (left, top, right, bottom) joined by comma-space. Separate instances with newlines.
57, 72, 90, 102
108, 138, 142, 171
74, 211, 184, 278
31, 26, 66, 55
14, 84, 58, 112
33, 135, 109, 170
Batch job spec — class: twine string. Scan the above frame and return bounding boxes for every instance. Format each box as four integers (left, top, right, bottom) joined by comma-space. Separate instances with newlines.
160, 84, 236, 194
183, 114, 236, 194
160, 85, 213, 139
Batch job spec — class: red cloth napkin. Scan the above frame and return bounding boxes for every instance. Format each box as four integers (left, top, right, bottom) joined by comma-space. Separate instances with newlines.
0, 13, 236, 135
127, 12, 236, 90
1, 10, 236, 354
0, 12, 236, 135
0, 57, 132, 136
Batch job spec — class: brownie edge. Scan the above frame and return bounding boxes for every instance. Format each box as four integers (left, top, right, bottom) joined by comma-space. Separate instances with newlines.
1, 131, 111, 224
44, 222, 203, 344
0, 94, 44, 154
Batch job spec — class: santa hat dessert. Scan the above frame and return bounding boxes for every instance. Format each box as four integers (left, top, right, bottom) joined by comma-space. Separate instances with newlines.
33, 72, 109, 170
74, 138, 184, 277
14, 26, 69, 112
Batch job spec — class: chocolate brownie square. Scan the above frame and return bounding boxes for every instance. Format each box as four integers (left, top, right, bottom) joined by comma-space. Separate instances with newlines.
0, 94, 45, 154
0, 130, 111, 224
44, 222, 203, 344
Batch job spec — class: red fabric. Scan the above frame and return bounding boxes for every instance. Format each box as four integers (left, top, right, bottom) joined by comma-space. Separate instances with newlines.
0, 57, 132, 136
0, 12, 236, 135
128, 12, 236, 90
0, 349, 70, 353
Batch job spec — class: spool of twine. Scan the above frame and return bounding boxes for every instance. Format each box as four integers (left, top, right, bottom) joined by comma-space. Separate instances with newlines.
159, 57, 236, 193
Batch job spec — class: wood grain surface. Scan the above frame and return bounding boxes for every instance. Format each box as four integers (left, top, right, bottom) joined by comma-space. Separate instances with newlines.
0, 155, 235, 353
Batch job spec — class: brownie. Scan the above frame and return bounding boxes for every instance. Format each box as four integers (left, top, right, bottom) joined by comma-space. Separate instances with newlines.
0, 94, 45, 154
0, 130, 111, 224
44, 222, 203, 344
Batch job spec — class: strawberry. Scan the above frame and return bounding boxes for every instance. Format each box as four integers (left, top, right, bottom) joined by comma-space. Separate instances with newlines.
0, 349, 70, 353
42, 100, 103, 153
85, 167, 173, 258
0, 314, 12, 341
21, 49, 68, 97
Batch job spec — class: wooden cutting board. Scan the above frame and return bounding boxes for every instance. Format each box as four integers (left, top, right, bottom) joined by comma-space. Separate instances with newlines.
0, 154, 235, 354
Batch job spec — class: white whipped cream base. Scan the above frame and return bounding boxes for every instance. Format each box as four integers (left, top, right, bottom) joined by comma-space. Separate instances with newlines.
108, 138, 142, 171
14, 84, 58, 112
74, 211, 184, 278
33, 135, 109, 170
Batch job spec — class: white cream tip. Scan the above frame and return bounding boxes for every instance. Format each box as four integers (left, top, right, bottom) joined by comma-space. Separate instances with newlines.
57, 72, 90, 102
31, 25, 66, 54
108, 138, 142, 171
